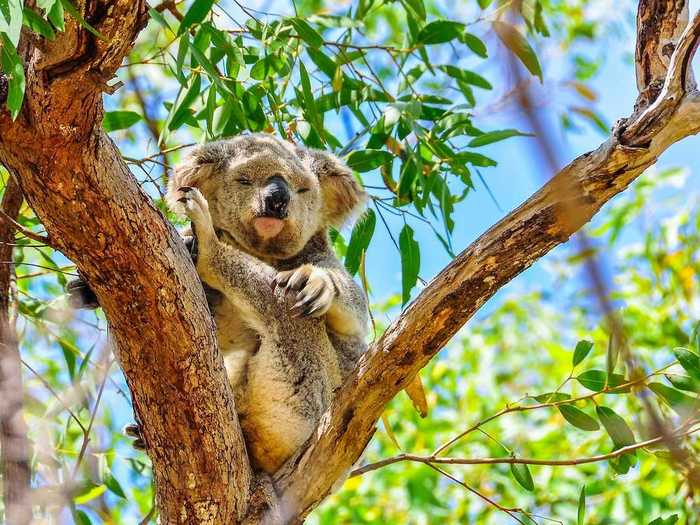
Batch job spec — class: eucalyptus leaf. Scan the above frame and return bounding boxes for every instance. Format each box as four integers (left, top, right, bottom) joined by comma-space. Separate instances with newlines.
558, 405, 599, 431
510, 462, 534, 491
103, 111, 142, 132
572, 340, 594, 367
345, 209, 376, 276
493, 21, 543, 81
399, 224, 420, 306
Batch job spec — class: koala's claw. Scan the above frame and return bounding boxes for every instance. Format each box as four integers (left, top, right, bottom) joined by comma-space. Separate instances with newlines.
123, 423, 147, 451
175, 186, 215, 241
273, 265, 335, 318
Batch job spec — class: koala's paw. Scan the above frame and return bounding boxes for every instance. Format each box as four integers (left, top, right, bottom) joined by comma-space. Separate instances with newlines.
272, 264, 336, 318
123, 423, 147, 451
176, 187, 215, 241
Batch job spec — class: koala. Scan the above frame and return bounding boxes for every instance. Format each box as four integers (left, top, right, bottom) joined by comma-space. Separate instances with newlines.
70, 133, 370, 475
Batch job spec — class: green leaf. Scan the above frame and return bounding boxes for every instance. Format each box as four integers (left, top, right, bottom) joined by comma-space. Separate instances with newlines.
104, 474, 127, 499
577, 485, 586, 525
103, 110, 142, 132
460, 33, 487, 58
401, 0, 425, 21
572, 340, 594, 367
454, 152, 497, 167
73, 483, 106, 504
672, 347, 700, 381
344, 209, 376, 276
439, 65, 491, 90
298, 61, 321, 133
59, 0, 106, 41
290, 18, 323, 48
148, 6, 173, 33
648, 515, 679, 525
576, 369, 630, 392
166, 74, 201, 131
59, 340, 77, 380
596, 406, 635, 447
178, 0, 214, 35
74, 510, 92, 525
558, 405, 599, 431
691, 320, 700, 352
417, 20, 464, 45
648, 382, 700, 415
23, 7, 56, 39
0, 35, 25, 120
609, 450, 636, 475
510, 462, 534, 491
467, 129, 532, 148
399, 224, 420, 306
346, 149, 393, 173
665, 373, 700, 393
533, 392, 570, 403
47, 0, 64, 32
478, 0, 493, 7
306, 47, 336, 78
492, 21, 542, 81
0, 0, 23, 46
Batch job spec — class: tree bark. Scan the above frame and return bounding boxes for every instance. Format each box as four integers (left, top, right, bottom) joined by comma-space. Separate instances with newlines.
0, 177, 32, 525
0, 2, 252, 522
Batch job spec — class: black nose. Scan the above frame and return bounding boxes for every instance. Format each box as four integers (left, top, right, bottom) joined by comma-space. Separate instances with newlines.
263, 176, 290, 219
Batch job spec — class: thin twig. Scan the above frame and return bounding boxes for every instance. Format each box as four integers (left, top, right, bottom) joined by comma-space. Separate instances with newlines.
0, 209, 50, 244
352, 421, 700, 477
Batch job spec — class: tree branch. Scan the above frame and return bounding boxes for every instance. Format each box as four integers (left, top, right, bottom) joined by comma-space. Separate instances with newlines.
0, 175, 32, 525
274, 8, 700, 521
350, 422, 700, 477
635, 0, 689, 97
0, 2, 252, 522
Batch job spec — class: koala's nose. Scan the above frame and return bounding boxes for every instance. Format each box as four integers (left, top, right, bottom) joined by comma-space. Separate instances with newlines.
262, 176, 290, 219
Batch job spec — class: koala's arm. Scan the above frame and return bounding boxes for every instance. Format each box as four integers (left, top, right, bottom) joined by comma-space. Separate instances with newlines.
178, 188, 287, 323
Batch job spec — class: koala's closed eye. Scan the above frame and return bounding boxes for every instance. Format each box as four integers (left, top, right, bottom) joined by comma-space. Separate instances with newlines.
297, 188, 310, 194
237, 178, 252, 185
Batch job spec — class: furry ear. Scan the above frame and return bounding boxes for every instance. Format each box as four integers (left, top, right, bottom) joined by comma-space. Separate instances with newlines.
165, 151, 215, 214
299, 148, 367, 228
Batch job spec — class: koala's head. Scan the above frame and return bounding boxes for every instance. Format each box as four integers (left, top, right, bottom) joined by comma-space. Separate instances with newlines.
166, 134, 366, 260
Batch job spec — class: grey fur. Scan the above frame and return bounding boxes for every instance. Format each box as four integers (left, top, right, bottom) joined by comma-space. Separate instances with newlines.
169, 134, 369, 474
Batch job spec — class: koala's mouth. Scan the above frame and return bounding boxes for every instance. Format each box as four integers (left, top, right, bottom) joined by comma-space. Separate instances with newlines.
253, 216, 286, 239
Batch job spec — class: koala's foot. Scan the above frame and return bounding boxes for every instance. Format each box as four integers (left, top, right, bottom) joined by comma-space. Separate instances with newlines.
66, 275, 100, 310
123, 423, 147, 451
242, 472, 282, 525
272, 264, 335, 317
176, 186, 216, 244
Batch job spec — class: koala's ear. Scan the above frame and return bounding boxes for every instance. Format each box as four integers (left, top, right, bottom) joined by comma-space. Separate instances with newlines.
301, 149, 367, 228
165, 153, 215, 214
